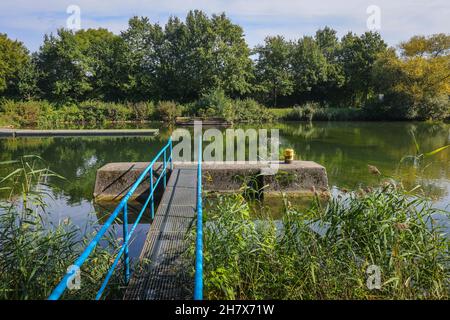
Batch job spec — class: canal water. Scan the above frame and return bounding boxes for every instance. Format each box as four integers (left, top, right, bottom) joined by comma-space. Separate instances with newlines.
1, 121, 449, 256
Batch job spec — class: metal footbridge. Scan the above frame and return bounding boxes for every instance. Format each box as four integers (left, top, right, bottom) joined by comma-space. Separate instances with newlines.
48, 138, 204, 300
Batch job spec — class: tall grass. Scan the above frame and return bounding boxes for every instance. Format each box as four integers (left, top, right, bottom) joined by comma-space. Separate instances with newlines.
0, 156, 121, 299
194, 184, 449, 299
283, 103, 365, 121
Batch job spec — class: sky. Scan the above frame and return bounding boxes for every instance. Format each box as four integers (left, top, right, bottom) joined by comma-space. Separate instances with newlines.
0, 0, 449, 52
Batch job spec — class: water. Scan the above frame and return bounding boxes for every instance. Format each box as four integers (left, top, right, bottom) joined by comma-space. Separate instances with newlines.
1, 121, 449, 254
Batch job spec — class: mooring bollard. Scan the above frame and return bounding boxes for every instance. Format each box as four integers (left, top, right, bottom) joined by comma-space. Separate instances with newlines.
284, 148, 294, 164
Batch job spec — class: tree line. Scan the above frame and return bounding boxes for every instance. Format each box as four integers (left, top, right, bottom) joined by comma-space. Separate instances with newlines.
0, 10, 449, 120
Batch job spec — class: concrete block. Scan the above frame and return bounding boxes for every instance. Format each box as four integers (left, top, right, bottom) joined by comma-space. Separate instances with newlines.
93, 161, 329, 201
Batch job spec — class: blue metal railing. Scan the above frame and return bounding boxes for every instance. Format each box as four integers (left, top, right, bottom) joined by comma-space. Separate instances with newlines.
194, 136, 203, 300
48, 138, 173, 300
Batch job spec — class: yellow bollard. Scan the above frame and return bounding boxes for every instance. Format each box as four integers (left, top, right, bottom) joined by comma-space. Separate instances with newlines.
284, 148, 294, 164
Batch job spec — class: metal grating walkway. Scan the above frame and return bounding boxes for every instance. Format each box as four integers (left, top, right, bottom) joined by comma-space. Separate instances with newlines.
124, 166, 197, 300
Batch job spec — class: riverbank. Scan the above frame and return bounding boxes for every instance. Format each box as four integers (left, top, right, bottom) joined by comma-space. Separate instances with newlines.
1, 98, 448, 130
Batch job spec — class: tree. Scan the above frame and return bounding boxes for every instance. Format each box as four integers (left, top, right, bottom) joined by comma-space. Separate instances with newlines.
338, 31, 387, 107
290, 36, 328, 101
159, 10, 253, 101
313, 27, 345, 105
0, 34, 30, 98
35, 28, 127, 103
254, 36, 294, 107
121, 16, 164, 101
121, 11, 253, 102
372, 34, 450, 120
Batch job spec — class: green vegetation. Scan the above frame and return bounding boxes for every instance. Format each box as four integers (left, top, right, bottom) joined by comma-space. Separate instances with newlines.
1, 11, 448, 125
282, 103, 365, 121
0, 156, 122, 299
196, 186, 449, 299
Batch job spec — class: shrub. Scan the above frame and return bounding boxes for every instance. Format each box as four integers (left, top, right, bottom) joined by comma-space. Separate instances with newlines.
0, 100, 53, 127
195, 89, 233, 119
156, 101, 183, 122
78, 101, 132, 123
128, 101, 155, 121
228, 99, 274, 123
418, 95, 449, 121
284, 103, 364, 121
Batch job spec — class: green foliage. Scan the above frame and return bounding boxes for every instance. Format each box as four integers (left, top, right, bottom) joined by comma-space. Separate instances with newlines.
156, 101, 183, 122
0, 14, 448, 121
228, 99, 274, 123
253, 36, 294, 107
195, 89, 233, 118
0, 156, 121, 299
283, 103, 364, 121
78, 101, 132, 123
371, 35, 450, 120
193, 89, 274, 123
0, 100, 53, 127
0, 34, 31, 97
128, 101, 155, 121
35, 28, 129, 103
338, 32, 388, 107
0, 100, 156, 127
196, 186, 449, 299
121, 11, 253, 102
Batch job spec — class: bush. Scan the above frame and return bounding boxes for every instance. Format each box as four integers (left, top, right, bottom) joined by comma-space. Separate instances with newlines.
193, 89, 274, 123
0, 100, 53, 127
227, 99, 274, 123
195, 89, 233, 119
128, 101, 155, 121
156, 101, 183, 122
418, 95, 449, 121
78, 101, 132, 123
284, 103, 364, 121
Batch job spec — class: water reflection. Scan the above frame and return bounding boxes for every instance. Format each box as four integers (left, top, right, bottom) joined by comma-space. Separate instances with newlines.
0, 121, 449, 227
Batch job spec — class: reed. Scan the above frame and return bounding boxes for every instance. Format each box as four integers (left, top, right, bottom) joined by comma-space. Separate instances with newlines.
0, 156, 122, 300
194, 184, 449, 299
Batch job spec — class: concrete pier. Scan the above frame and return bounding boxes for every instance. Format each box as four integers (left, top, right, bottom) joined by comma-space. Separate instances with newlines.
94, 161, 329, 201
0, 128, 159, 138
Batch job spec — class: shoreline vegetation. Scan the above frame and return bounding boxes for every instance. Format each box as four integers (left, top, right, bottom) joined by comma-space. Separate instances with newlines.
0, 156, 122, 300
0, 11, 449, 127
194, 185, 449, 300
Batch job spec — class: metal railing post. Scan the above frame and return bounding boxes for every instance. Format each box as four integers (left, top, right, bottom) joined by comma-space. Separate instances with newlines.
194, 135, 203, 300
169, 138, 173, 171
150, 167, 154, 219
123, 202, 130, 284
163, 150, 167, 188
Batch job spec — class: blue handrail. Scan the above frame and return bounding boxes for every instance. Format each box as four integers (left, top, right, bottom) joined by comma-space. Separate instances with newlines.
48, 138, 173, 300
194, 136, 203, 300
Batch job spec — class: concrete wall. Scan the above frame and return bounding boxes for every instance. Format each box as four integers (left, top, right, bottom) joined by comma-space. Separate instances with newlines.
94, 161, 329, 201
94, 162, 165, 201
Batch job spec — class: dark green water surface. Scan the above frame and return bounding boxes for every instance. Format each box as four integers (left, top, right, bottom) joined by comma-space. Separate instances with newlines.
1, 121, 449, 251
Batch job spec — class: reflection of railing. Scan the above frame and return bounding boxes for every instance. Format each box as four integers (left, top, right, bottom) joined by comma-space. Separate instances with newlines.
194, 136, 203, 300
48, 139, 173, 300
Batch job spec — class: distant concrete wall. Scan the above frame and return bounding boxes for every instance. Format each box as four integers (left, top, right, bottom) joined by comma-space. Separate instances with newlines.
0, 129, 159, 138
94, 161, 329, 201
